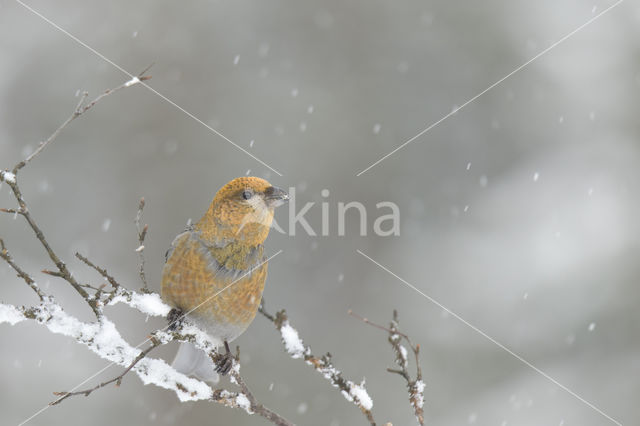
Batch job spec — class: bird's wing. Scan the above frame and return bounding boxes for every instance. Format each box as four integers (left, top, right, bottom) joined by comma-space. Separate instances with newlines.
165, 229, 192, 263
161, 231, 235, 306
161, 230, 268, 342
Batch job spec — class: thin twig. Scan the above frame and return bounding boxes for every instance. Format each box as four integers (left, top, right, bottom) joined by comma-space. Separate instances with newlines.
75, 252, 121, 290
2, 177, 100, 317
350, 310, 425, 426
348, 309, 410, 340
11, 69, 150, 174
134, 197, 149, 292
12, 92, 87, 173
0, 238, 46, 301
78, 282, 108, 292
258, 299, 276, 322
75, 252, 122, 303
229, 369, 296, 426
51, 337, 162, 405
0, 207, 22, 215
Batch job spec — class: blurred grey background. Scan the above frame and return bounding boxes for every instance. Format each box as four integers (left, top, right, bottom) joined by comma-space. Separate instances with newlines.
1, 0, 639, 425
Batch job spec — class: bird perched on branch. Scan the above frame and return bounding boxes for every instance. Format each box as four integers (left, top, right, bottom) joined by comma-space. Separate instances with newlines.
161, 177, 288, 381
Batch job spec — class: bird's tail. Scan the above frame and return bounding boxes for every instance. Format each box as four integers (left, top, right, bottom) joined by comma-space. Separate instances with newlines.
172, 342, 220, 383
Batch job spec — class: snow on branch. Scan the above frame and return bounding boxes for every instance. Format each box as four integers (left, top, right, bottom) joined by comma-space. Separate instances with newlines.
0, 298, 212, 402
259, 301, 377, 425
0, 293, 285, 420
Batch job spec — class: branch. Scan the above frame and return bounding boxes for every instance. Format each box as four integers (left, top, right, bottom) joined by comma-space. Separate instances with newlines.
51, 336, 162, 405
159, 320, 295, 425
0, 290, 294, 425
1, 175, 100, 316
1, 299, 213, 403
75, 251, 168, 316
10, 68, 151, 174
350, 310, 425, 425
0, 238, 46, 301
75, 252, 121, 290
229, 367, 295, 426
259, 301, 377, 425
0, 71, 151, 318
134, 197, 149, 292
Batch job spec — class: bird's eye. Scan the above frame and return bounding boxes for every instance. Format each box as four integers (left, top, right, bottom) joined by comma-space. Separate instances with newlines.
242, 190, 253, 200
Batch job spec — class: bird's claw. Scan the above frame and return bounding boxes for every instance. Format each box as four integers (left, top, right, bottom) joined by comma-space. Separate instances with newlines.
214, 341, 235, 375
214, 352, 234, 375
167, 308, 184, 331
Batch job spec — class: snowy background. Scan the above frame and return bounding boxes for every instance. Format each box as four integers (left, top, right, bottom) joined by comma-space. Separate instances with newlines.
1, 0, 639, 425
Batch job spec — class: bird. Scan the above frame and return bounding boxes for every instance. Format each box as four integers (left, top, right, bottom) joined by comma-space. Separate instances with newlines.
161, 176, 288, 381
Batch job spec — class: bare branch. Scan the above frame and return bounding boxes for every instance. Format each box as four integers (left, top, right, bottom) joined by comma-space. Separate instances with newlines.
134, 197, 149, 292
348, 309, 411, 340
351, 310, 425, 426
2, 176, 100, 317
11, 91, 87, 173
74, 251, 124, 304
11, 69, 151, 174
75, 252, 121, 290
0, 238, 46, 301
0, 207, 22, 215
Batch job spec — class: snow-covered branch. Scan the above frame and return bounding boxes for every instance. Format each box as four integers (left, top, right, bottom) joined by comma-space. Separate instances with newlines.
0, 298, 211, 402
1, 229, 293, 424
0, 293, 292, 425
259, 302, 377, 425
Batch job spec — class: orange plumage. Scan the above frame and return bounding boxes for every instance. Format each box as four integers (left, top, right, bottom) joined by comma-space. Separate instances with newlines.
161, 177, 288, 380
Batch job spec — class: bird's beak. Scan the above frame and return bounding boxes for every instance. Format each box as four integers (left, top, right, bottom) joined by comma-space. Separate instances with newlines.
264, 186, 289, 207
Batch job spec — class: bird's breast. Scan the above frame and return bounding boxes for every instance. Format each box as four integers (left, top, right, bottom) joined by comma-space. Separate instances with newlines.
161, 231, 268, 342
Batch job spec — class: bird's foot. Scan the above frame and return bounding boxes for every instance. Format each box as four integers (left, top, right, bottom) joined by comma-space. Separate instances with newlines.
214, 341, 234, 375
167, 308, 184, 331
214, 353, 233, 375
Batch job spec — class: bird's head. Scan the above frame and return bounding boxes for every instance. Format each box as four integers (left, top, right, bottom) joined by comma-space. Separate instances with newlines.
196, 177, 288, 245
